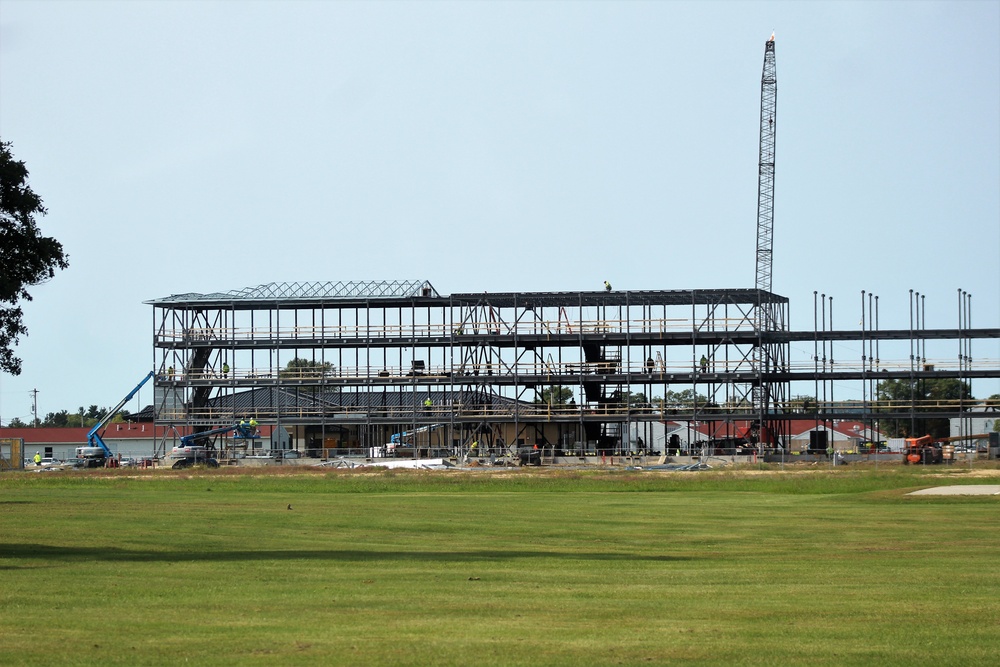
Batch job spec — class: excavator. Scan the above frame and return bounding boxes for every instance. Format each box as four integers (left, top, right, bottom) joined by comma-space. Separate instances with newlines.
903, 433, 988, 464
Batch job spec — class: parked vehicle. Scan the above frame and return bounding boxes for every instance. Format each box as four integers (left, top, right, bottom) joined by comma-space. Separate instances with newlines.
903, 433, 989, 464
169, 445, 219, 469
517, 446, 541, 466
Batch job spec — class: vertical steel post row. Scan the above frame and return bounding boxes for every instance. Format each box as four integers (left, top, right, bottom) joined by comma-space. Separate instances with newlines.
624, 291, 631, 452
813, 292, 819, 441
824, 296, 836, 446
274, 300, 281, 452
861, 291, 869, 464
909, 290, 916, 436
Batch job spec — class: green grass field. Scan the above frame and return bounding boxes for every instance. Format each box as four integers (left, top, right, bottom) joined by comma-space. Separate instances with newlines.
2, 465, 998, 666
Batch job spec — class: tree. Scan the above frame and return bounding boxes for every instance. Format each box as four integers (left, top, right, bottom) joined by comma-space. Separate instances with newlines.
42, 410, 70, 427
653, 389, 708, 410
279, 357, 334, 378
536, 386, 574, 405
0, 141, 69, 375
3, 403, 134, 428
624, 391, 648, 407
877, 377, 973, 438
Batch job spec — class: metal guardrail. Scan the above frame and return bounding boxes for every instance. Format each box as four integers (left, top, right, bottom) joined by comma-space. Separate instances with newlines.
156, 398, 1000, 424
155, 316, 761, 343
160, 357, 1000, 383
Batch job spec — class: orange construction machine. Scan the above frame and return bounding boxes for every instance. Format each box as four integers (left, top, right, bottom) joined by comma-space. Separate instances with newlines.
903, 434, 988, 464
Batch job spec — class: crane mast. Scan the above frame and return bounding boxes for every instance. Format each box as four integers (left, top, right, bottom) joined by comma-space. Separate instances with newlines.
751, 35, 781, 443
754, 35, 777, 293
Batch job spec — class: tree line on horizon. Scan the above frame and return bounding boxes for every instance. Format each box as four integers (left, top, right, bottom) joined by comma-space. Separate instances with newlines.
3, 405, 132, 430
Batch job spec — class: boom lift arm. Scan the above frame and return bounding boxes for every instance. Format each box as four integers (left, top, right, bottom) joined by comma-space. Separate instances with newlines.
179, 422, 259, 447
169, 422, 261, 470
86, 371, 154, 457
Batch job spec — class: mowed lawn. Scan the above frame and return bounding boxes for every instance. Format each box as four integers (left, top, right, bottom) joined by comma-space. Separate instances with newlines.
1, 466, 998, 666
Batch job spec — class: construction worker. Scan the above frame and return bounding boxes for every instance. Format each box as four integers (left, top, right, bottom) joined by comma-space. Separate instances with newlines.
33, 451, 42, 466
699, 355, 708, 373
167, 366, 175, 379
222, 362, 230, 377
423, 396, 433, 414
249, 418, 259, 435
645, 357, 654, 374
604, 280, 612, 292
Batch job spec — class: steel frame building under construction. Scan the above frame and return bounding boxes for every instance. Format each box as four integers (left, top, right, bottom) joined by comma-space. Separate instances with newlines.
146, 39, 998, 460
147, 280, 998, 458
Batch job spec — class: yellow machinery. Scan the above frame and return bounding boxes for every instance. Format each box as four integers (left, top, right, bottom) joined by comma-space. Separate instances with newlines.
0, 438, 25, 470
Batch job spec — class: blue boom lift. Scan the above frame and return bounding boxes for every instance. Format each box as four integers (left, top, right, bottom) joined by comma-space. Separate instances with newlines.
169, 421, 260, 469
78, 371, 154, 468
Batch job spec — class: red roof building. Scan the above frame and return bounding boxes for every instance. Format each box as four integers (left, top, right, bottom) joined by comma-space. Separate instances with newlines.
0, 423, 275, 463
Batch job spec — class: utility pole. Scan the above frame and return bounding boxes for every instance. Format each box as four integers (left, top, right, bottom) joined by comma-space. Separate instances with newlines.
31, 388, 39, 427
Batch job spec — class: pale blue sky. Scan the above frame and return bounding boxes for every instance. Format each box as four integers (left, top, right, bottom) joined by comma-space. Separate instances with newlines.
1, 0, 998, 419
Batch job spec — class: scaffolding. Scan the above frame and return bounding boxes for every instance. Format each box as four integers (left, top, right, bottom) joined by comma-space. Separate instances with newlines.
147, 281, 1000, 458
147, 282, 792, 456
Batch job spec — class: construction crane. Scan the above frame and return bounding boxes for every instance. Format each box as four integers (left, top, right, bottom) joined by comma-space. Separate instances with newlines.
750, 34, 779, 439
754, 33, 777, 293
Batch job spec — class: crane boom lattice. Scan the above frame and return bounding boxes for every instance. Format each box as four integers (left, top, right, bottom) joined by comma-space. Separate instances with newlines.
754, 36, 777, 293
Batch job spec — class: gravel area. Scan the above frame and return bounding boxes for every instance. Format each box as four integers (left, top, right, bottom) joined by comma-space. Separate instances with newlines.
908, 485, 1000, 496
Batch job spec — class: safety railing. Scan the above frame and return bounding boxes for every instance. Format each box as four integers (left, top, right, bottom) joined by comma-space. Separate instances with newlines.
160, 356, 1000, 383
156, 395, 1000, 424
154, 316, 768, 344
163, 358, 771, 382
